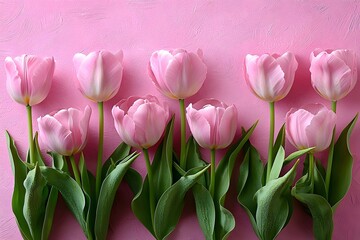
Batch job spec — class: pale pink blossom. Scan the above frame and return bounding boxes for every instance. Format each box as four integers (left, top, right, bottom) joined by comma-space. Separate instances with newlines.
186, 99, 237, 149
244, 52, 298, 102
5, 54, 55, 106
37, 106, 91, 156
310, 49, 357, 101
149, 49, 207, 99
286, 104, 336, 152
112, 95, 170, 149
73, 50, 123, 102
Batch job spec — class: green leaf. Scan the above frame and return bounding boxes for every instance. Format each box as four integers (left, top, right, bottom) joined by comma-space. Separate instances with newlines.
237, 146, 264, 238
102, 143, 131, 180
273, 124, 285, 161
154, 165, 210, 240
255, 161, 299, 240
215, 121, 258, 202
41, 186, 58, 240
186, 137, 208, 186
152, 117, 174, 201
23, 165, 48, 240
284, 147, 315, 164
41, 151, 68, 240
213, 122, 257, 240
268, 147, 285, 181
6, 131, 32, 240
130, 175, 154, 236
214, 204, 235, 240
95, 152, 139, 240
40, 167, 87, 233
79, 153, 95, 239
48, 152, 68, 172
193, 184, 215, 240
314, 164, 327, 199
292, 171, 334, 240
328, 114, 358, 208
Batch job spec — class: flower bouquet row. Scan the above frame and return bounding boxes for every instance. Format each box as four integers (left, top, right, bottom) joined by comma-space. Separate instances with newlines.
5, 48, 357, 240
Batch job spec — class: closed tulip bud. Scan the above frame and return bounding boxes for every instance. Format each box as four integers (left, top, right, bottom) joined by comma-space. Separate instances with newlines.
244, 52, 298, 102
310, 49, 357, 101
112, 95, 170, 149
5, 54, 55, 106
37, 106, 91, 156
286, 104, 336, 152
186, 99, 237, 149
73, 50, 123, 102
148, 49, 207, 99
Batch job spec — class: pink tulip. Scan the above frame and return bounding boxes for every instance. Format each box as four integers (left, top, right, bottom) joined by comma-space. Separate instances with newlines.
73, 50, 124, 102
186, 99, 237, 149
148, 49, 207, 99
244, 52, 298, 102
37, 106, 91, 156
112, 95, 170, 149
310, 49, 357, 101
5, 54, 55, 106
286, 104, 336, 152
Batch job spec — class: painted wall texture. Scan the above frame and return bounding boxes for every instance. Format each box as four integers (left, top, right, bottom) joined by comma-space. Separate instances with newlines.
1, 0, 360, 239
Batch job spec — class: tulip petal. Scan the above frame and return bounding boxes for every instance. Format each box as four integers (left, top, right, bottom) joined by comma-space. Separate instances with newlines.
112, 106, 138, 148
165, 52, 207, 99
5, 57, 27, 104
217, 105, 237, 149
149, 50, 174, 98
286, 109, 313, 149
305, 109, 336, 152
245, 54, 285, 101
186, 105, 212, 149
99, 50, 123, 100
27, 56, 55, 105
75, 52, 98, 100
38, 116, 74, 156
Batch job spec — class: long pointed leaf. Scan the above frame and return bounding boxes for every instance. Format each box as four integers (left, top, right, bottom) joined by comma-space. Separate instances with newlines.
41, 187, 58, 240
154, 165, 210, 240
152, 117, 174, 201
193, 184, 215, 240
102, 143, 131, 180
23, 165, 48, 240
40, 167, 87, 233
237, 146, 263, 238
328, 114, 358, 208
95, 153, 139, 240
255, 161, 299, 240
6, 131, 32, 240
268, 147, 285, 181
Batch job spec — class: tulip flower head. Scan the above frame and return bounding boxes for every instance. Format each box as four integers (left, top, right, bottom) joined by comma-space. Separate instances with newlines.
148, 49, 207, 99
310, 49, 357, 101
73, 50, 124, 102
244, 52, 298, 102
186, 99, 238, 149
286, 104, 336, 152
37, 106, 92, 156
112, 95, 170, 149
5, 54, 55, 106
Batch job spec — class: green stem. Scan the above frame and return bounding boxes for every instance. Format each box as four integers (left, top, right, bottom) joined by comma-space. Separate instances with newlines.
143, 148, 155, 227
26, 105, 35, 164
209, 149, 216, 198
179, 99, 187, 170
70, 155, 81, 185
325, 101, 337, 198
309, 153, 315, 193
96, 102, 104, 199
266, 101, 275, 183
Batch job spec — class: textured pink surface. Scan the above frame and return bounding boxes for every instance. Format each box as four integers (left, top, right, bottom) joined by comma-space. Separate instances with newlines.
1, 1, 360, 239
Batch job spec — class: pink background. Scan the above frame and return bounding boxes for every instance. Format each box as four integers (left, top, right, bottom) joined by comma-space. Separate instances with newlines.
1, 0, 360, 239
